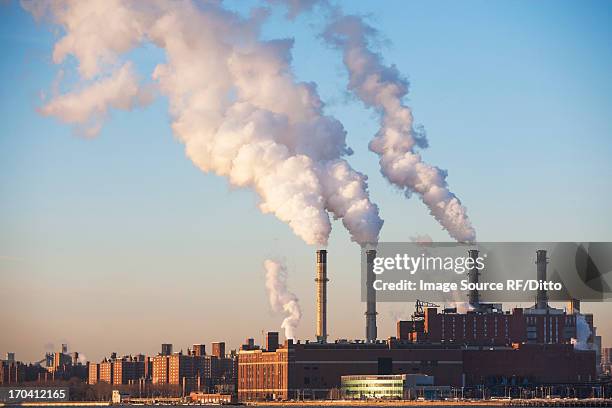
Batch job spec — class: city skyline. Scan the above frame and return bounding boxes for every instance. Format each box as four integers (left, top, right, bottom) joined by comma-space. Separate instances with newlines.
1, 0, 612, 363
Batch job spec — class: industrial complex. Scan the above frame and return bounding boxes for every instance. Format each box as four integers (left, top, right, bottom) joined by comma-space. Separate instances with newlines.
236, 249, 606, 401
1, 249, 610, 403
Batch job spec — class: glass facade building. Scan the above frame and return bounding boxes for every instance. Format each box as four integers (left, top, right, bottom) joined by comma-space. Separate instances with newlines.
341, 374, 433, 399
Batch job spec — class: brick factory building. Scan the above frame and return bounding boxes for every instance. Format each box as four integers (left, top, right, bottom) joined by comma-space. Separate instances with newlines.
237, 338, 596, 401
397, 307, 583, 346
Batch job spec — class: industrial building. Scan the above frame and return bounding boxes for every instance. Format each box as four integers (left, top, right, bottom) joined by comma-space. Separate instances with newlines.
237, 249, 600, 401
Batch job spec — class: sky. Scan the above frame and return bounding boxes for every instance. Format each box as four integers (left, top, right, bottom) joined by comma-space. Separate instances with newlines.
1, 0, 611, 363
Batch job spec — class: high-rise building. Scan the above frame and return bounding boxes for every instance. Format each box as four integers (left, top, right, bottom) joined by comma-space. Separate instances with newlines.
88, 363, 100, 385
602, 347, 612, 374
113, 358, 146, 385
99, 360, 113, 383
152, 355, 170, 384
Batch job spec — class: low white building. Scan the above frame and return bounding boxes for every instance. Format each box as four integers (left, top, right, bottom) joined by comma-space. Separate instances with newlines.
341, 374, 450, 400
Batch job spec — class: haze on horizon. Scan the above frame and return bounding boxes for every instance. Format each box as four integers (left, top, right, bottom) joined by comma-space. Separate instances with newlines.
1, 0, 611, 363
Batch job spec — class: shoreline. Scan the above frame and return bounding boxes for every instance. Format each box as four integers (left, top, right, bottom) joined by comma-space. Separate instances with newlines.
246, 401, 505, 406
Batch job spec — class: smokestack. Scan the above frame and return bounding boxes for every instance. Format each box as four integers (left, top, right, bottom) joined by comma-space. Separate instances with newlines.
568, 298, 580, 314
315, 250, 328, 343
536, 250, 549, 309
468, 249, 480, 310
365, 249, 377, 343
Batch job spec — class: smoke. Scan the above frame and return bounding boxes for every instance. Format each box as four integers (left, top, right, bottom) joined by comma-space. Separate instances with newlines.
23, 0, 383, 247
39, 62, 153, 137
264, 259, 302, 340
572, 314, 592, 350
77, 353, 88, 365
410, 234, 433, 245
322, 15, 476, 242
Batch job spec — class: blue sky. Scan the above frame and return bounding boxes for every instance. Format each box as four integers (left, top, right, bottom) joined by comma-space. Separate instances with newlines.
1, 0, 611, 361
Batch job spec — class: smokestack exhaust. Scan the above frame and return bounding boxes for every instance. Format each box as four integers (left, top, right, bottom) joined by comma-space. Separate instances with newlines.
536, 250, 549, 309
365, 249, 377, 343
315, 250, 328, 343
467, 249, 480, 311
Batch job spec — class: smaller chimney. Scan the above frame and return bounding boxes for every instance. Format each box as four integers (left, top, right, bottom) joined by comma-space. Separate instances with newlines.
365, 249, 377, 343
535, 250, 548, 309
315, 250, 328, 343
467, 249, 481, 310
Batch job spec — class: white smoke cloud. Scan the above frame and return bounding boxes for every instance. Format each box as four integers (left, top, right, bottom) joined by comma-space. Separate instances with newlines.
264, 259, 302, 341
24, 0, 383, 246
322, 15, 476, 242
572, 314, 592, 350
39, 62, 153, 137
77, 353, 88, 365
410, 234, 433, 245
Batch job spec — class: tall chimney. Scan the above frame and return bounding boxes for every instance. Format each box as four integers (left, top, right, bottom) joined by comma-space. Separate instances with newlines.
467, 249, 481, 310
365, 249, 377, 343
315, 250, 328, 343
536, 249, 548, 309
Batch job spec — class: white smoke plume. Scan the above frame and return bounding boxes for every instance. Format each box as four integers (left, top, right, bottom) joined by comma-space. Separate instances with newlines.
322, 14, 476, 242
39, 62, 153, 137
410, 234, 433, 245
264, 259, 302, 340
77, 353, 88, 365
24, 0, 383, 247
572, 314, 593, 350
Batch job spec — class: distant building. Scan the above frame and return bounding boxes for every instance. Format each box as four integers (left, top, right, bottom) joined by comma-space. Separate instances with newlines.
113, 358, 146, 385
189, 392, 235, 404
152, 355, 169, 384
0, 360, 25, 384
397, 307, 580, 346
341, 374, 446, 400
99, 360, 113, 383
161, 343, 173, 356
602, 347, 612, 374
192, 344, 206, 357
212, 342, 225, 358
266, 332, 279, 352
88, 363, 100, 385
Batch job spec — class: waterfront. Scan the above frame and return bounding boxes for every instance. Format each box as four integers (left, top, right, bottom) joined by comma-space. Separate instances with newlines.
3, 399, 612, 408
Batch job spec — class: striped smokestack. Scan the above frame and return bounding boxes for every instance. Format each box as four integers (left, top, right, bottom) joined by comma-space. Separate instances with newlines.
536, 250, 549, 309
365, 249, 378, 343
315, 250, 328, 343
468, 249, 481, 310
